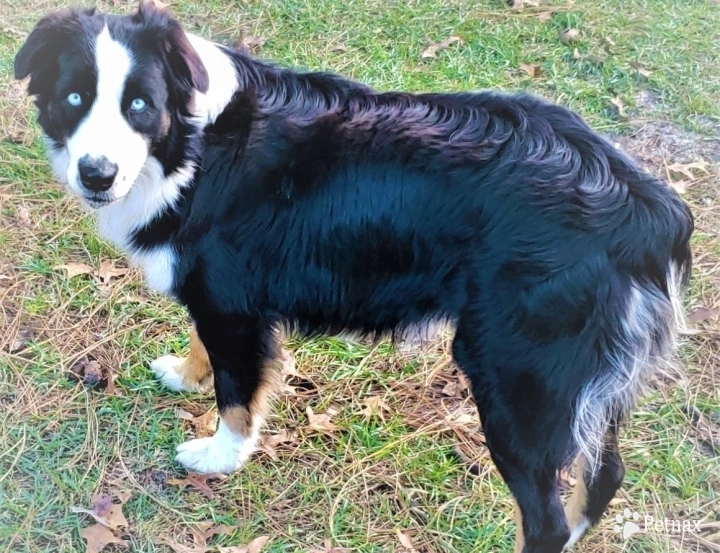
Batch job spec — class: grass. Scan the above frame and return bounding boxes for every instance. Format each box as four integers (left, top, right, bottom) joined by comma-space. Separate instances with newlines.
1, 0, 719, 551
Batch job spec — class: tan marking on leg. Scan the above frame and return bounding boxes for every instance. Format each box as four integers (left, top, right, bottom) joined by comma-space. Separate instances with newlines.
563, 455, 592, 548
180, 324, 213, 390
565, 456, 588, 530
514, 499, 525, 553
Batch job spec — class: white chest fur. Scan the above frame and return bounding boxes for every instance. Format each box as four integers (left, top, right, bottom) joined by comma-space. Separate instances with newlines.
95, 158, 194, 295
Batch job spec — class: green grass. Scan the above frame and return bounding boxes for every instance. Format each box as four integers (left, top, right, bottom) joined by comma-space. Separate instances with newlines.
1, 1, 719, 552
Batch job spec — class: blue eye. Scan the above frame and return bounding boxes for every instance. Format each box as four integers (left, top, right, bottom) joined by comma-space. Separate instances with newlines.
129, 98, 147, 112
67, 92, 82, 107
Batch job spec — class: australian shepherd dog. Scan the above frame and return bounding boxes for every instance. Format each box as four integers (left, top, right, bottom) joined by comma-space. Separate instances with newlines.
15, 3, 693, 551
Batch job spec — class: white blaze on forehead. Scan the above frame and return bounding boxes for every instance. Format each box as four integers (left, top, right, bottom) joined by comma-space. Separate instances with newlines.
65, 25, 149, 201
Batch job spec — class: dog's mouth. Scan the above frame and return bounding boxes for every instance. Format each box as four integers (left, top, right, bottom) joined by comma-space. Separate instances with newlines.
82, 194, 121, 210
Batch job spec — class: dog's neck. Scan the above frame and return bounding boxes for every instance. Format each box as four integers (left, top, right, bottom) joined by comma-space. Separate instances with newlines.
92, 34, 239, 295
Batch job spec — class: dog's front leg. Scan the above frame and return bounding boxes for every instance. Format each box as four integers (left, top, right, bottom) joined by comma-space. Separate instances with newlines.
174, 315, 279, 474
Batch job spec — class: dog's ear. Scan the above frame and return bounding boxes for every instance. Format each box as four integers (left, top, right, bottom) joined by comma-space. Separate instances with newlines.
14, 9, 94, 86
135, 2, 209, 95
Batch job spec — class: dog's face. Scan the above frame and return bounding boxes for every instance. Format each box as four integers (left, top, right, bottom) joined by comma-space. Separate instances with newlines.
14, 5, 208, 209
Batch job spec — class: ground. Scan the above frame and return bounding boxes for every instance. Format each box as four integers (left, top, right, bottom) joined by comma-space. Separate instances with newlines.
0, 1, 719, 552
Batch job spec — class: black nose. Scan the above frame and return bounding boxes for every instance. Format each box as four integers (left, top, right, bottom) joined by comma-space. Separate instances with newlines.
78, 155, 118, 192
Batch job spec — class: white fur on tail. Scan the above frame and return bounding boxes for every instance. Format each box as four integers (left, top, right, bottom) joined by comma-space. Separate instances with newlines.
572, 263, 685, 477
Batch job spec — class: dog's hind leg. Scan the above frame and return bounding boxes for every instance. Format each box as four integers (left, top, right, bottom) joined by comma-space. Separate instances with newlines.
151, 324, 214, 392
452, 325, 572, 553
564, 419, 625, 548
174, 315, 279, 474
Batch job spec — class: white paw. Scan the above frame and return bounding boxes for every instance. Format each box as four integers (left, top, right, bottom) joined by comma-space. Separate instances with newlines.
150, 355, 194, 392
564, 517, 591, 549
175, 420, 258, 474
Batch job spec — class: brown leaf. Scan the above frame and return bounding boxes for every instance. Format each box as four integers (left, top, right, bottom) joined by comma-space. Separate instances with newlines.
160, 536, 211, 553
559, 28, 581, 43
189, 521, 215, 547
16, 206, 33, 226
519, 63, 542, 78
331, 43, 348, 52
96, 260, 129, 285
306, 406, 338, 433
167, 472, 227, 499
54, 262, 95, 279
536, 10, 555, 22
359, 396, 389, 419
68, 355, 116, 391
511, 0, 524, 9
9, 327, 33, 353
237, 35, 267, 53
441, 380, 460, 397
629, 61, 653, 77
80, 524, 128, 553
177, 408, 218, 438
204, 524, 239, 540
307, 539, 352, 553
396, 529, 418, 552
666, 159, 710, 181
688, 306, 719, 324
72, 489, 131, 532
218, 535, 270, 553
610, 96, 627, 119
421, 36, 462, 59
573, 49, 605, 65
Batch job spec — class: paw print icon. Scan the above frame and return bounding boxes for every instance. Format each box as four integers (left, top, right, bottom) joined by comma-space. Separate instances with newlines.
614, 508, 641, 540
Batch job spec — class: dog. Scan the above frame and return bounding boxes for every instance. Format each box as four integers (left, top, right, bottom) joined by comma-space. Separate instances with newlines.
15, 4, 693, 552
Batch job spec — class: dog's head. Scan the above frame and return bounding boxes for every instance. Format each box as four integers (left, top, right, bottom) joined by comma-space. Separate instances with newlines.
14, 3, 208, 209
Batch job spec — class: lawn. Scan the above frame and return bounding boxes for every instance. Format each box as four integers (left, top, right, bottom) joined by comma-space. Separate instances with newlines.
0, 0, 719, 552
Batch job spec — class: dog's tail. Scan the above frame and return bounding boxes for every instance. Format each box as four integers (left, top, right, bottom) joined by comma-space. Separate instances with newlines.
570, 143, 693, 478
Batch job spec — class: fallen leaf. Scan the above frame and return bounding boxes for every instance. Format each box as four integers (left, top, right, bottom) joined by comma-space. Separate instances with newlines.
519, 63, 542, 78
218, 535, 270, 553
204, 524, 239, 540
629, 61, 653, 77
96, 260, 129, 285
167, 472, 227, 499
668, 179, 693, 195
359, 396, 389, 419
160, 536, 211, 553
54, 262, 95, 279
237, 35, 267, 53
306, 406, 338, 433
261, 429, 299, 449
307, 539, 353, 553
573, 48, 605, 65
396, 529, 418, 552
610, 96, 627, 119
68, 354, 115, 391
80, 524, 128, 553
332, 43, 348, 52
511, 0, 524, 9
8, 327, 33, 353
421, 36, 463, 59
666, 159, 710, 181
16, 206, 33, 226
72, 489, 131, 532
441, 380, 460, 397
177, 408, 218, 438
559, 28, 581, 43
687, 306, 719, 323
536, 10, 555, 22
189, 521, 215, 547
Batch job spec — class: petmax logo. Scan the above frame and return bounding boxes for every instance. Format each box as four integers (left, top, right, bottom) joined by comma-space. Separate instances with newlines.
613, 508, 701, 540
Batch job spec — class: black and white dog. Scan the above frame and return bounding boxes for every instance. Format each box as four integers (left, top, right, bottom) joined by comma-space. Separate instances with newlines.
15, 4, 693, 552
